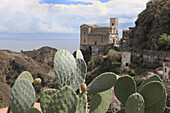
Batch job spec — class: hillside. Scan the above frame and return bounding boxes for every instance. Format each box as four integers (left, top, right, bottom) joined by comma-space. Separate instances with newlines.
23, 46, 57, 68
0, 47, 57, 88
129, 0, 170, 50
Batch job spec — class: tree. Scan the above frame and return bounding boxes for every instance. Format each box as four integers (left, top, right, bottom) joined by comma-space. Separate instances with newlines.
158, 33, 170, 50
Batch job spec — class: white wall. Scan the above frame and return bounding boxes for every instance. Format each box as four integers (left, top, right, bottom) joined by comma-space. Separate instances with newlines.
121, 51, 131, 66
163, 65, 170, 80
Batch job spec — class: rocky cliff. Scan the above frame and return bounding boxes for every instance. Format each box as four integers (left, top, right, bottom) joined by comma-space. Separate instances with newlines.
129, 0, 170, 50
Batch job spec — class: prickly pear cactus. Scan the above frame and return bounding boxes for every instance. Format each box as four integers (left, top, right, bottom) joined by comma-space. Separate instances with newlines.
54, 49, 77, 88
144, 91, 167, 113
24, 107, 41, 113
87, 72, 117, 95
139, 81, 164, 108
114, 76, 136, 105
139, 75, 162, 91
16, 71, 34, 83
75, 93, 87, 113
10, 79, 36, 113
69, 58, 87, 91
40, 89, 58, 113
76, 49, 84, 60
47, 86, 78, 113
125, 93, 145, 113
90, 88, 112, 113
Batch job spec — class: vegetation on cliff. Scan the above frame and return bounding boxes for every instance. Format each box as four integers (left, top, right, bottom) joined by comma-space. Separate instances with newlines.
129, 0, 170, 50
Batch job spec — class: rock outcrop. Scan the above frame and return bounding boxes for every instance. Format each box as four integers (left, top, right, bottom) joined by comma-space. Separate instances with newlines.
129, 0, 170, 50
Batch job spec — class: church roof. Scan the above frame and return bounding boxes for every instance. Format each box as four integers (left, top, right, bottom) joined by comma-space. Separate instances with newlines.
81, 24, 112, 28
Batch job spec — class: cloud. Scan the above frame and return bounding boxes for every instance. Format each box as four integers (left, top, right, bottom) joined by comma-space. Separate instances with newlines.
0, 25, 8, 32
0, 0, 148, 34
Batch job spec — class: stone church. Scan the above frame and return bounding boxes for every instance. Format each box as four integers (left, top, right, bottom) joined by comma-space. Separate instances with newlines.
80, 18, 119, 55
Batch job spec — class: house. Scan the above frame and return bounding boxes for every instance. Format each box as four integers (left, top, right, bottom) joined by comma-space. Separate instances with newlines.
163, 62, 170, 81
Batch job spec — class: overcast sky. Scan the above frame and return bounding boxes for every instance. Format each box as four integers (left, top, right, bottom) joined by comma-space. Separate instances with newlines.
0, 0, 148, 52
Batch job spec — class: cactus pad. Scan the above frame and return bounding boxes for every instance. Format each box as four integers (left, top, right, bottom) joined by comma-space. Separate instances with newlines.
114, 76, 136, 105
139, 75, 162, 91
90, 88, 112, 113
144, 91, 166, 113
76, 49, 84, 60
47, 86, 78, 113
10, 79, 35, 113
139, 81, 164, 108
87, 72, 117, 94
16, 71, 34, 83
54, 49, 77, 88
24, 107, 41, 113
69, 58, 87, 91
75, 93, 87, 113
40, 89, 58, 113
125, 93, 145, 113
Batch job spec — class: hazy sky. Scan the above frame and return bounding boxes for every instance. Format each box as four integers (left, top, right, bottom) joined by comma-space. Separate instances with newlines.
0, 0, 148, 52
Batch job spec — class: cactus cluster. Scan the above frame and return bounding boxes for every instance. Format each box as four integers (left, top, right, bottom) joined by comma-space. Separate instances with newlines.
8, 49, 117, 113
114, 75, 167, 113
7, 49, 167, 113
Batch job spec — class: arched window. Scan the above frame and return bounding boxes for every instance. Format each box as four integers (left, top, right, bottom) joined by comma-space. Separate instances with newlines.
84, 39, 86, 43
84, 31, 85, 35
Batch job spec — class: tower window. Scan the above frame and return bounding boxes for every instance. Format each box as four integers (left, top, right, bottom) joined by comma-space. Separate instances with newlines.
84, 39, 86, 43
84, 31, 85, 35
112, 23, 114, 26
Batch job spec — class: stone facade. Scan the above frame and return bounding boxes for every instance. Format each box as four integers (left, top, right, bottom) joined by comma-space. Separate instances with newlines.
163, 62, 170, 80
121, 51, 131, 66
80, 18, 119, 56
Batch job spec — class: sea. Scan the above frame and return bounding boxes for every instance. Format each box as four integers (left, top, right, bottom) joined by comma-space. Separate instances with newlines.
0, 33, 80, 53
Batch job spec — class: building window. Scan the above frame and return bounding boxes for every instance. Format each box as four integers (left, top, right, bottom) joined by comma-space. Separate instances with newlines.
112, 23, 114, 26
165, 68, 167, 73
84, 39, 86, 43
95, 41, 97, 45
84, 31, 85, 35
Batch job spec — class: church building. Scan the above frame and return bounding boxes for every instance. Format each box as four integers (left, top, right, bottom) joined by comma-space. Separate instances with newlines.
80, 18, 119, 55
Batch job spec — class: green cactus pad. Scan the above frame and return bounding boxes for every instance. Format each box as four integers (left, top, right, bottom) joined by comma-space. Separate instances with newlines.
54, 49, 77, 88
16, 71, 34, 83
69, 58, 87, 91
114, 109, 125, 113
75, 93, 87, 113
76, 49, 84, 60
125, 93, 145, 113
24, 107, 41, 113
10, 79, 35, 113
144, 91, 166, 113
139, 75, 162, 91
114, 76, 136, 105
47, 86, 78, 113
90, 88, 112, 113
40, 89, 58, 113
139, 81, 164, 108
87, 72, 117, 95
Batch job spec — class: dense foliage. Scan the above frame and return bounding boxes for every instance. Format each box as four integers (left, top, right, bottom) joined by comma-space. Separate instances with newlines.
158, 33, 170, 50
